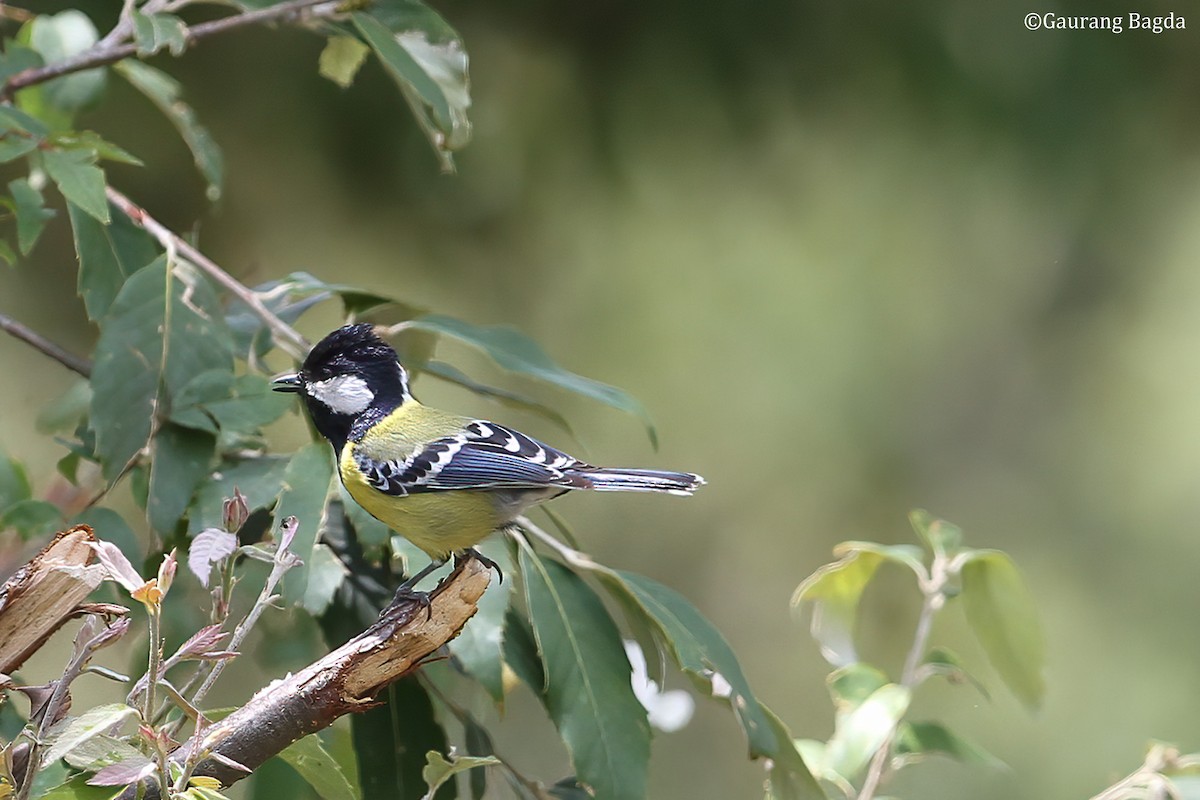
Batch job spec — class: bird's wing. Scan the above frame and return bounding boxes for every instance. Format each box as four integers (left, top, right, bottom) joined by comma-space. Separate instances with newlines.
354, 420, 589, 496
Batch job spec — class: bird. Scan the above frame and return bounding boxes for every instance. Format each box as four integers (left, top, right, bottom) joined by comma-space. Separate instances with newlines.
272, 323, 704, 600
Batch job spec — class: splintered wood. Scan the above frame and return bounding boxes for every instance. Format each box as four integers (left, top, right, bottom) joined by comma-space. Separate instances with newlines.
0, 525, 107, 673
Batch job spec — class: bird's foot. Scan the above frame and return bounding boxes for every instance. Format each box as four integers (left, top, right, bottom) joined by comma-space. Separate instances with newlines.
457, 548, 504, 583
388, 584, 432, 619
386, 558, 446, 620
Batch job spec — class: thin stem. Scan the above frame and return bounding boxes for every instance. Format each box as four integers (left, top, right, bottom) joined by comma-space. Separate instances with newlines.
96, 0, 142, 50
172, 530, 300, 740
856, 556, 948, 800
1088, 743, 1184, 800
421, 677, 547, 796
513, 515, 603, 571
105, 187, 310, 360
144, 608, 163, 722
2, 0, 341, 101
144, 607, 172, 798
14, 618, 113, 800
0, 312, 92, 377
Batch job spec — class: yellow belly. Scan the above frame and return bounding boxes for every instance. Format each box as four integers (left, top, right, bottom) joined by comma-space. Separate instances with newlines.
339, 447, 500, 560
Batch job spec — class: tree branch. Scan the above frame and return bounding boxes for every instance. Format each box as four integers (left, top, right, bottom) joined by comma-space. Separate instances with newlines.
0, 525, 108, 673
105, 186, 311, 360
117, 557, 492, 800
1, 0, 342, 101
0, 312, 92, 377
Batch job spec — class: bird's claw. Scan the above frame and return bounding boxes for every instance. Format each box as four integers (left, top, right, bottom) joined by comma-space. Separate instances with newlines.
459, 548, 503, 583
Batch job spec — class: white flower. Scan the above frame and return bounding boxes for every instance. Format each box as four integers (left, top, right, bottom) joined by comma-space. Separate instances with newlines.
625, 641, 695, 733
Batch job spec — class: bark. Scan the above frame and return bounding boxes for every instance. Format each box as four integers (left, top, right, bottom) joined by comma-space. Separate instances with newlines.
0, 525, 107, 674
120, 557, 491, 798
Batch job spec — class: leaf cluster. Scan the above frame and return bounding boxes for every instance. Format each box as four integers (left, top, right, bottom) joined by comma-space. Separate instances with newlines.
785, 511, 1045, 799
0, 3, 795, 799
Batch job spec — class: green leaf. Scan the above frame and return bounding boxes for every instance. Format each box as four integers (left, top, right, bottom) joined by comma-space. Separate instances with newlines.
351, 678, 450, 800
0, 105, 44, 163
0, 39, 43, 83
0, 452, 31, 508
0, 104, 48, 134
61, 732, 144, 770
37, 379, 88, 434
834, 540, 926, 578
171, 371, 292, 436
501, 603, 544, 692
461, 717, 494, 800
51, 130, 143, 165
0, 237, 14, 266
546, 779, 590, 800
447, 539, 511, 701
187, 455, 289, 534
823, 684, 911, 782
67, 200, 160, 321
0, 498, 62, 540
89, 258, 233, 480
517, 540, 650, 800
597, 569, 775, 758
43, 148, 109, 223
319, 35, 371, 89
421, 752, 498, 800
351, 9, 470, 171
277, 733, 362, 800
26, 11, 106, 122
408, 315, 657, 447
277, 442, 334, 606
760, 706, 826, 800
910, 509, 962, 556
42, 703, 137, 766
894, 721, 1006, 769
275, 271, 398, 317
302, 543, 348, 615
791, 550, 883, 667
960, 550, 1045, 710
131, 10, 187, 56
920, 646, 990, 699
33, 775, 122, 800
8, 177, 55, 254
114, 60, 223, 201
147, 423, 215, 534
827, 663, 890, 711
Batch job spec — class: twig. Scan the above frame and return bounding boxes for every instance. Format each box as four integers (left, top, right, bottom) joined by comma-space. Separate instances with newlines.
14, 615, 130, 800
96, 0, 147, 50
115, 557, 491, 800
183, 520, 302, 721
855, 556, 948, 800
1088, 743, 1200, 800
105, 187, 310, 360
0, 312, 92, 377
512, 515, 603, 571
422, 676, 548, 796
144, 605, 172, 798
1, 0, 341, 101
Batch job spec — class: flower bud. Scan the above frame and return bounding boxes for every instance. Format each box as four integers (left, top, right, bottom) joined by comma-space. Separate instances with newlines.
223, 488, 250, 533
156, 549, 177, 596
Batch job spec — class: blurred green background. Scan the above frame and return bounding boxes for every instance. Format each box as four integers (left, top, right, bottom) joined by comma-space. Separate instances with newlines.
4, 0, 1200, 797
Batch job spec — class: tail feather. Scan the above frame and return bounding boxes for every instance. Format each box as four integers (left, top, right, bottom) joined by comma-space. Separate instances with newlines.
569, 468, 705, 496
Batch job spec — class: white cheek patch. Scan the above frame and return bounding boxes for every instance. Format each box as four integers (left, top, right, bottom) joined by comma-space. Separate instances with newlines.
306, 374, 375, 415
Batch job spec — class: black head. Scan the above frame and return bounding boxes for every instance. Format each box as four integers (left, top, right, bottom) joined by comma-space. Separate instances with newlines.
272, 324, 411, 451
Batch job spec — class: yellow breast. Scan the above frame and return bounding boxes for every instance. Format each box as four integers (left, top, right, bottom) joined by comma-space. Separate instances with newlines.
338, 405, 503, 560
